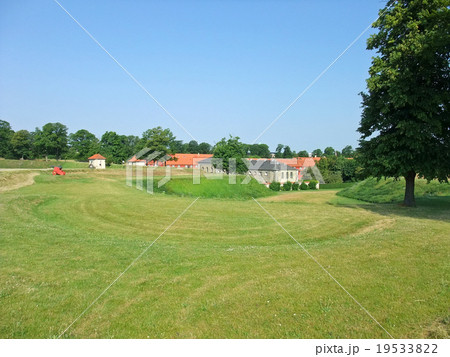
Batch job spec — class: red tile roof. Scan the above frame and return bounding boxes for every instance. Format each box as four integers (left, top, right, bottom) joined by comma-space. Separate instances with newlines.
128, 155, 147, 163
88, 154, 106, 160
166, 154, 213, 166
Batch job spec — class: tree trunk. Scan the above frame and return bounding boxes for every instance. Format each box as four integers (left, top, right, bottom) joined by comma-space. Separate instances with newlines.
403, 171, 416, 207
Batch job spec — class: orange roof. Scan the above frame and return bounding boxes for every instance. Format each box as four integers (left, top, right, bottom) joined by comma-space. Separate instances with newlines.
274, 158, 298, 166
128, 155, 146, 163
165, 153, 213, 166
88, 154, 106, 160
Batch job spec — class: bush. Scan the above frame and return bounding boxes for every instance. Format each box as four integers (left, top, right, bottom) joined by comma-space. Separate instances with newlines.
269, 182, 281, 191
300, 182, 309, 190
308, 180, 318, 190
292, 182, 299, 191
283, 181, 292, 191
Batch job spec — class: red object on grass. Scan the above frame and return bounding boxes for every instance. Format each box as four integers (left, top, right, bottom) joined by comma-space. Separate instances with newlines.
52, 167, 66, 175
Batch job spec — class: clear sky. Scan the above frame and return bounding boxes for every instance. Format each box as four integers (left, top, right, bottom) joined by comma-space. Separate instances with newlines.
0, 0, 385, 152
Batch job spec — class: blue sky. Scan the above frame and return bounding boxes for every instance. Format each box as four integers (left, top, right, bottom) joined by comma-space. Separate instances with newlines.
0, 0, 385, 152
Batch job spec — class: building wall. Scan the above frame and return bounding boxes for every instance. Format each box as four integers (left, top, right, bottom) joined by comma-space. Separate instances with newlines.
89, 159, 106, 169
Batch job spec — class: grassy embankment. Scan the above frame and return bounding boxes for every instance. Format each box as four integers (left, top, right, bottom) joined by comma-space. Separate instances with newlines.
338, 177, 450, 204
0, 170, 448, 338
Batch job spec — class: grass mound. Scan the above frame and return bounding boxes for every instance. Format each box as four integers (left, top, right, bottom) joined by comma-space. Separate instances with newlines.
145, 175, 275, 199
338, 177, 450, 203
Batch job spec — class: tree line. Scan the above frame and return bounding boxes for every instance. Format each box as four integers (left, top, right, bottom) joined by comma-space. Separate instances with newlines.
0, 120, 355, 164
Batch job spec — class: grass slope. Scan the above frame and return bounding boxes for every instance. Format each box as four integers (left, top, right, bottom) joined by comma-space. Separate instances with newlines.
160, 176, 275, 199
0, 159, 89, 169
338, 177, 450, 203
0, 171, 449, 338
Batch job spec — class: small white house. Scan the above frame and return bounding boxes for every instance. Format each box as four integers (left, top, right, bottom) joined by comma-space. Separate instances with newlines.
88, 154, 106, 169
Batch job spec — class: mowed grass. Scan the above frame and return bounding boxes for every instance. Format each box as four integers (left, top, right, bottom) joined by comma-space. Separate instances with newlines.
339, 177, 450, 204
0, 158, 90, 169
0, 170, 448, 338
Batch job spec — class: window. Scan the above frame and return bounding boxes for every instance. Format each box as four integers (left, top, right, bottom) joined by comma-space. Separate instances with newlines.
290, 172, 293, 179
281, 172, 284, 179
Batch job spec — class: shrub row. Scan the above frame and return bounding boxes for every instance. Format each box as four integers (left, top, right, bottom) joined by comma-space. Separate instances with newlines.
269, 180, 318, 191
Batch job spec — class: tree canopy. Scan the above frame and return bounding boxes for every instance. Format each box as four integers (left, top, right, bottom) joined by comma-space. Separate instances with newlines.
213, 136, 248, 174
358, 0, 450, 206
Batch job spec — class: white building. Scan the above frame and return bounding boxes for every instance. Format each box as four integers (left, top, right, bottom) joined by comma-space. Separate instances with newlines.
88, 154, 106, 169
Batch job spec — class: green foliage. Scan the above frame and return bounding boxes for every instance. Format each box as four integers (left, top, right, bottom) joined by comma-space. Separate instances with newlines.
33, 122, 68, 159
300, 182, 309, 190
213, 136, 248, 174
198, 142, 212, 154
269, 182, 281, 191
311, 149, 322, 157
0, 120, 14, 158
141, 127, 176, 160
297, 150, 309, 157
275, 144, 284, 158
324, 147, 335, 157
338, 177, 450, 204
282, 146, 293, 158
283, 181, 292, 191
100, 131, 131, 164
358, 0, 450, 205
292, 182, 299, 191
341, 145, 354, 158
11, 130, 32, 159
248, 143, 270, 158
68, 129, 99, 161
187, 140, 199, 154
308, 180, 318, 190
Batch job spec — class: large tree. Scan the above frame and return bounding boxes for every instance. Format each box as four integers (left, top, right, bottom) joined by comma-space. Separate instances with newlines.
11, 130, 33, 159
282, 145, 293, 158
68, 129, 99, 161
0, 120, 14, 158
33, 122, 68, 160
141, 127, 176, 161
297, 150, 309, 157
213, 136, 248, 174
324, 146, 335, 157
358, 0, 449, 207
198, 142, 212, 154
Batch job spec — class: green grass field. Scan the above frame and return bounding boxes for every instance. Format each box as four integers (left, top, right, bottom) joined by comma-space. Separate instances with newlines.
0, 159, 91, 169
0, 170, 449, 338
339, 177, 450, 203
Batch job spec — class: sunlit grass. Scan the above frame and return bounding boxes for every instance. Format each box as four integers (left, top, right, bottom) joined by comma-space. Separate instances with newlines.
0, 171, 448, 338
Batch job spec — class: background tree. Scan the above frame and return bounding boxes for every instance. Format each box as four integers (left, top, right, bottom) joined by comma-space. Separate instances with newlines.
358, 0, 450, 206
33, 122, 68, 160
298, 150, 309, 157
275, 144, 284, 158
187, 140, 199, 154
141, 127, 176, 161
213, 135, 247, 173
324, 146, 335, 157
11, 130, 32, 159
312, 148, 323, 157
282, 145, 293, 158
341, 145, 355, 158
198, 142, 212, 154
68, 129, 99, 161
247, 143, 270, 158
169, 140, 184, 154
0, 120, 14, 158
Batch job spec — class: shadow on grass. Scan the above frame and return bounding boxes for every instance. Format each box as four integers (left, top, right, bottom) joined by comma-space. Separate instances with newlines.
330, 195, 450, 223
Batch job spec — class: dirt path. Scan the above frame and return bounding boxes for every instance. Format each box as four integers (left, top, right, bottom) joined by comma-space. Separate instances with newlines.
0, 171, 40, 192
